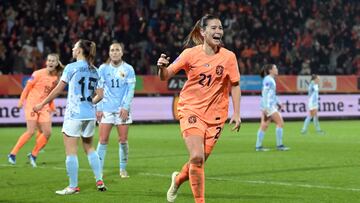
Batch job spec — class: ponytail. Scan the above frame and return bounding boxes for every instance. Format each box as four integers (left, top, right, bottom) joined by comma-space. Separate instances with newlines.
78, 39, 97, 68
260, 64, 275, 78
184, 20, 203, 48
183, 14, 219, 48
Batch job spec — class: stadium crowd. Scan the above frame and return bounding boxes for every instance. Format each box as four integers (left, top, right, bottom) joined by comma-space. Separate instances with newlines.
0, 0, 359, 75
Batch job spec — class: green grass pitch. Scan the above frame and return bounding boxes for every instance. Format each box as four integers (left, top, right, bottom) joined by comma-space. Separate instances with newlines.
0, 120, 359, 203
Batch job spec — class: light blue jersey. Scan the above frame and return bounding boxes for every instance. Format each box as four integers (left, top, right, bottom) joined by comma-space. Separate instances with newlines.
60, 60, 99, 120
260, 75, 279, 112
308, 81, 319, 109
96, 62, 136, 112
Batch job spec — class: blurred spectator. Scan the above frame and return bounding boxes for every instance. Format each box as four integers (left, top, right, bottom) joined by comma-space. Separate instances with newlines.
0, 0, 359, 75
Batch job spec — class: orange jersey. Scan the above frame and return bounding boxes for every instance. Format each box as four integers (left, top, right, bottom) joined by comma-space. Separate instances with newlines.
20, 68, 58, 111
168, 45, 240, 124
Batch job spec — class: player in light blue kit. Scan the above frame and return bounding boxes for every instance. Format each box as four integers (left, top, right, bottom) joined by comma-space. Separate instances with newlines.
301, 74, 324, 134
34, 39, 106, 195
255, 64, 290, 152
96, 43, 136, 178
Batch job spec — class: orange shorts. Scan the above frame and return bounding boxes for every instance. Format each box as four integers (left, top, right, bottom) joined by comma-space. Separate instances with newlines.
179, 112, 224, 155
25, 107, 52, 123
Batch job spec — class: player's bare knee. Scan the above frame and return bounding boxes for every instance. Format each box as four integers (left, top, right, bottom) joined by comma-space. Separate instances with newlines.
261, 124, 269, 131
189, 155, 204, 166
118, 136, 127, 143
276, 121, 284, 128
42, 130, 51, 138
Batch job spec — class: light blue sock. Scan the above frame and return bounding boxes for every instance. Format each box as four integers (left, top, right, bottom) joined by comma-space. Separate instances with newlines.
276, 128, 283, 146
96, 143, 107, 172
66, 155, 78, 188
302, 116, 312, 132
119, 142, 128, 171
87, 151, 102, 181
313, 116, 321, 131
256, 130, 265, 148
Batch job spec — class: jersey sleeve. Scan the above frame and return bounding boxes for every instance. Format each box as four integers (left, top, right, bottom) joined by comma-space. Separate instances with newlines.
60, 65, 72, 84
167, 48, 191, 75
126, 65, 136, 84
97, 65, 105, 89
262, 78, 272, 109
227, 52, 240, 83
19, 72, 38, 103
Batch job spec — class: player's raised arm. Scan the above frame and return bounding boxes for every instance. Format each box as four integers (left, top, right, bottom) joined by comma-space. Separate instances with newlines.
157, 53, 172, 80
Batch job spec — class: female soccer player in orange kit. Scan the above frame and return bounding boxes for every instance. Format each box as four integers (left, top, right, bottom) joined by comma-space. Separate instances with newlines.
8, 53, 63, 167
157, 14, 241, 203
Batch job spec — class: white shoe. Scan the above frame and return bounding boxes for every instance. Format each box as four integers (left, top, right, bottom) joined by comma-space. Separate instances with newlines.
167, 171, 179, 202
120, 170, 129, 178
55, 187, 80, 195
27, 153, 37, 168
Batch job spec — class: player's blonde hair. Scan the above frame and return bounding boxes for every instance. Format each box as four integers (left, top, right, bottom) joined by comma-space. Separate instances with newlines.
47, 53, 64, 76
184, 14, 220, 48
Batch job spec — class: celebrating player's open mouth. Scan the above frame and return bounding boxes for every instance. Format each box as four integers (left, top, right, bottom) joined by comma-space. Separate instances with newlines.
212, 35, 222, 44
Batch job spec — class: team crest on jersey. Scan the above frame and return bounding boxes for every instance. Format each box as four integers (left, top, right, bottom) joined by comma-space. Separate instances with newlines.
216, 65, 224, 76
188, 115, 197, 124
119, 71, 125, 78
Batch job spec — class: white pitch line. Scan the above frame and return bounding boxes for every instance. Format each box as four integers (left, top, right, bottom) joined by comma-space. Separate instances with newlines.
2, 164, 359, 192
139, 172, 360, 192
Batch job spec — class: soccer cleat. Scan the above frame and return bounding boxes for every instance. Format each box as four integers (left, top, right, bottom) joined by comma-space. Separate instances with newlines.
167, 171, 179, 203
96, 180, 107, 191
27, 153, 37, 168
255, 146, 270, 152
8, 154, 16, 165
277, 145, 290, 151
300, 129, 307, 135
119, 170, 130, 178
55, 187, 80, 195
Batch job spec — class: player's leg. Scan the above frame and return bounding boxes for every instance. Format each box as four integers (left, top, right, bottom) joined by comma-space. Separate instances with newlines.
96, 115, 113, 174
8, 119, 37, 164
256, 112, 270, 151
271, 112, 289, 151
173, 123, 220, 190
56, 133, 80, 195
301, 113, 312, 134
55, 119, 81, 195
117, 124, 130, 178
64, 133, 79, 188
168, 114, 206, 203
181, 131, 205, 203
82, 120, 106, 191
311, 109, 323, 134
30, 112, 52, 166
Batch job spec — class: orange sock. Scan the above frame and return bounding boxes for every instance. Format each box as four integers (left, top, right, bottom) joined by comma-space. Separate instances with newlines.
189, 163, 205, 203
10, 132, 32, 155
176, 162, 189, 186
35, 130, 42, 140
31, 133, 48, 157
